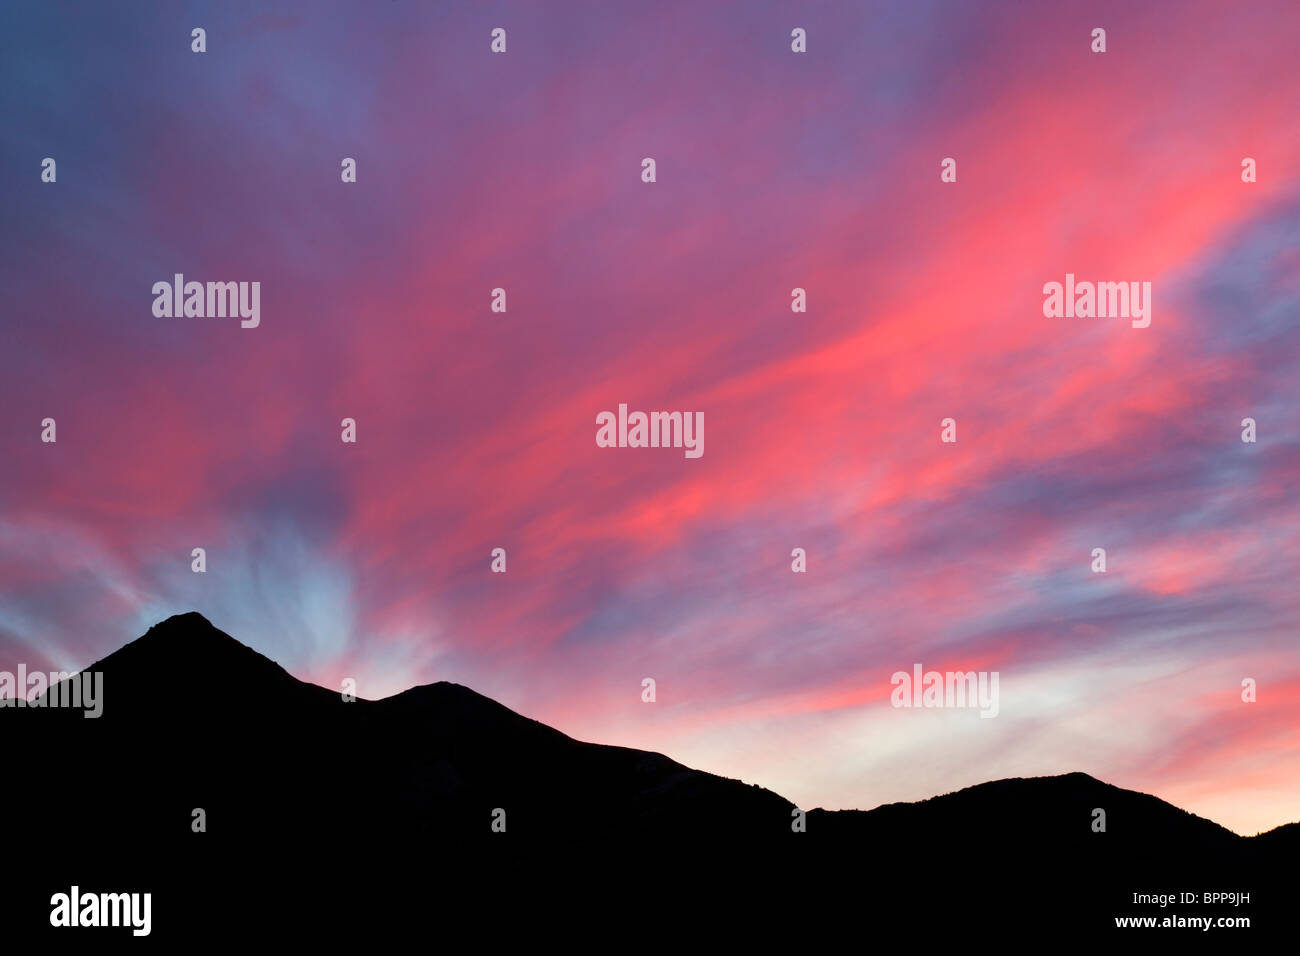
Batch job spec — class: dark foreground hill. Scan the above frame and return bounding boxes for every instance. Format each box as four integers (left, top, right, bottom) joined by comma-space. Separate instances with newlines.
2, 613, 1289, 942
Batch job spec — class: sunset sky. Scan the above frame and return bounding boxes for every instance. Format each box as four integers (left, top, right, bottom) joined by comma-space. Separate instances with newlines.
2, 0, 1298, 836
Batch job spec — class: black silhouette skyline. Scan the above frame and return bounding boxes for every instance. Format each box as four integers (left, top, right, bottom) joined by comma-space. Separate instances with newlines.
5, 613, 1288, 940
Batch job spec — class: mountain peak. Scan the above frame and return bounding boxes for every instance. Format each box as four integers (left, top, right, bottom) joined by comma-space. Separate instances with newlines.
120, 611, 270, 660
159, 610, 214, 628
83, 611, 311, 706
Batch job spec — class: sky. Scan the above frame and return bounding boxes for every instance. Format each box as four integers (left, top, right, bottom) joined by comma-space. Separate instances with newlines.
2, 0, 1298, 836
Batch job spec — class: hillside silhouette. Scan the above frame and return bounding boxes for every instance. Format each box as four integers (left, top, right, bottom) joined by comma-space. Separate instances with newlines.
4, 613, 1288, 940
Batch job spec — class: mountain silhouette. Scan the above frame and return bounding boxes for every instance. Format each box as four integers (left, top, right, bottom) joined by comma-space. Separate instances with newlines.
4, 612, 1289, 941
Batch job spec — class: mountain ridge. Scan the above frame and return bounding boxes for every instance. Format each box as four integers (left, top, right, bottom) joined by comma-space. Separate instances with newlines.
18, 610, 1296, 840
4, 611, 1290, 940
